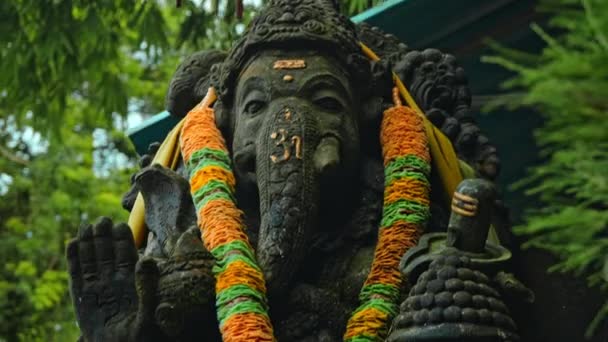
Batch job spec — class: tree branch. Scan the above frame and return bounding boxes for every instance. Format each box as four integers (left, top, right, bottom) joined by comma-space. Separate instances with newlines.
0, 144, 28, 166
582, 0, 608, 51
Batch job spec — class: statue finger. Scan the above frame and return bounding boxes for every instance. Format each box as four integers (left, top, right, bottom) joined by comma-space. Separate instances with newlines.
78, 224, 97, 284
66, 238, 83, 297
113, 223, 138, 281
93, 217, 115, 278
134, 257, 160, 328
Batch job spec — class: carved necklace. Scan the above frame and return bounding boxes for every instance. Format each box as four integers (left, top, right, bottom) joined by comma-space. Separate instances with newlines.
180, 50, 431, 342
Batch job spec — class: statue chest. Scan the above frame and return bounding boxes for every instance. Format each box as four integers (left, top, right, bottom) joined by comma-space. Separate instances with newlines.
269, 243, 378, 341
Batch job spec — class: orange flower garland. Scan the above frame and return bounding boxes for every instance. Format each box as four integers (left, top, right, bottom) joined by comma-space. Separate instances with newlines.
344, 88, 431, 341
180, 88, 275, 342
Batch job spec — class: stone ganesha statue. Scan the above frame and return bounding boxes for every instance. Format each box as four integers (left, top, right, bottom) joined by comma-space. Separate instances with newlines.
66, 1, 527, 341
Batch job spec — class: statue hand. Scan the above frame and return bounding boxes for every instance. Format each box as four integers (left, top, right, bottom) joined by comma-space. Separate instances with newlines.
151, 227, 221, 340
67, 217, 164, 342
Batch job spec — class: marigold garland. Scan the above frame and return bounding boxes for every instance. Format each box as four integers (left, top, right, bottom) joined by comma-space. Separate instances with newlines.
180, 87, 275, 342
343, 88, 431, 341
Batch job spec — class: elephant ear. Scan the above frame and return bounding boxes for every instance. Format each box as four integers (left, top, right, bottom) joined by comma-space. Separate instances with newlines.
165, 50, 227, 118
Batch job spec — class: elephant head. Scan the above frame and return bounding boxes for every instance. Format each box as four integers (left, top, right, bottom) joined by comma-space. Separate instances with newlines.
203, 0, 392, 298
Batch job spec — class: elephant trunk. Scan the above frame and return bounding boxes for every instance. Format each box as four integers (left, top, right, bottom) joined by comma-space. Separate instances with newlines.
256, 102, 322, 297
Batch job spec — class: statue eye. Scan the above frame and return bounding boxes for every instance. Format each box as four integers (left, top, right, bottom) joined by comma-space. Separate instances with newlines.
244, 100, 266, 115
313, 96, 344, 112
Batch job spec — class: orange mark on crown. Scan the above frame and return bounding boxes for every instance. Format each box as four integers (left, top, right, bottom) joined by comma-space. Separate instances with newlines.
273, 60, 306, 70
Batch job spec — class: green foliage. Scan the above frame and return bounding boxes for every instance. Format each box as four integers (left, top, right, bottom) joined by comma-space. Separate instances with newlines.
0, 112, 135, 340
483, 0, 608, 337
1, 1, 149, 135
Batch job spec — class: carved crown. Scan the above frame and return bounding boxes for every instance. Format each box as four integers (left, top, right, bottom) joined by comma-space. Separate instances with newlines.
213, 0, 367, 103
